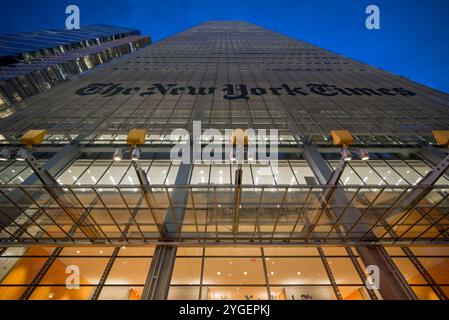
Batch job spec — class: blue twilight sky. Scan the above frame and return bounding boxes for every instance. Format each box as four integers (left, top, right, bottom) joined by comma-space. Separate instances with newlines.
0, 0, 448, 94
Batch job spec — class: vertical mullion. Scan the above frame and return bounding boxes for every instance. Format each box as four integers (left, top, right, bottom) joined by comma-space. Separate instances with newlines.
345, 247, 379, 300
318, 247, 342, 300
401, 247, 448, 300
198, 247, 205, 300
261, 247, 271, 300
20, 247, 63, 300
91, 247, 120, 300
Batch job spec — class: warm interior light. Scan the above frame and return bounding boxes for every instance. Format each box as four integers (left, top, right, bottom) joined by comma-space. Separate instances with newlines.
113, 148, 123, 161
131, 148, 141, 161
15, 148, 28, 161
341, 148, 352, 161
0, 148, 10, 161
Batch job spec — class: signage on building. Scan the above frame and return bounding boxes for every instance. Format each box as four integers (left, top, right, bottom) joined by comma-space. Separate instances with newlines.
76, 82, 416, 100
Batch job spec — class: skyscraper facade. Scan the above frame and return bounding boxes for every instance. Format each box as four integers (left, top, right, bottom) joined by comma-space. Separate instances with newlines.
0, 25, 151, 108
0, 21, 448, 301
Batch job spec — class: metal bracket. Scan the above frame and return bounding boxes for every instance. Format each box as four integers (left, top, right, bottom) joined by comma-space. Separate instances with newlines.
378, 152, 449, 228
25, 152, 100, 241
233, 166, 243, 237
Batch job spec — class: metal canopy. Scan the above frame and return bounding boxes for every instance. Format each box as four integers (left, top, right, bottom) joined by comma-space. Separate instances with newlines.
0, 183, 448, 246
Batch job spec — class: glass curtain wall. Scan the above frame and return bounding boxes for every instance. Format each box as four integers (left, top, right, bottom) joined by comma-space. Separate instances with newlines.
1, 245, 447, 300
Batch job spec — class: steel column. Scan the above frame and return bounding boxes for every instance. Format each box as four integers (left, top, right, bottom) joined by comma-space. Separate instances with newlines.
302, 142, 417, 300
140, 160, 192, 300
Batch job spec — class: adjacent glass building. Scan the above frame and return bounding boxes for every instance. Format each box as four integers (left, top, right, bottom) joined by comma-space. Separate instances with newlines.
0, 21, 448, 300
0, 25, 151, 108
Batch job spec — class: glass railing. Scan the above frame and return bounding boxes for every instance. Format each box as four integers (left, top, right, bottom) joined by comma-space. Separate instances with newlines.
0, 184, 448, 245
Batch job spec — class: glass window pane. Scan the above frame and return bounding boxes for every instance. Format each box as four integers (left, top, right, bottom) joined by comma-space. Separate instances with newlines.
291, 161, 317, 185
59, 247, 114, 256
168, 286, 200, 300
118, 247, 155, 256
410, 247, 449, 256
191, 164, 210, 185
0, 258, 47, 284
0, 162, 28, 183
105, 258, 151, 284
370, 161, 406, 186
210, 165, 230, 185
98, 162, 130, 185
322, 247, 349, 256
40, 258, 109, 285
273, 161, 296, 185
266, 258, 329, 285
98, 286, 143, 300
392, 258, 427, 285
273, 286, 336, 300
8, 167, 34, 184
76, 161, 111, 185
57, 160, 90, 184
147, 161, 171, 184
327, 258, 362, 284
417, 257, 449, 284
205, 247, 261, 256
203, 258, 265, 285
165, 163, 180, 185
339, 286, 370, 300
252, 164, 275, 185
171, 258, 202, 284
30, 286, 95, 300
350, 161, 385, 186
392, 161, 423, 185
412, 286, 439, 300
204, 286, 268, 300
384, 247, 406, 256
231, 164, 253, 184
263, 247, 319, 256
176, 247, 203, 256
120, 165, 139, 185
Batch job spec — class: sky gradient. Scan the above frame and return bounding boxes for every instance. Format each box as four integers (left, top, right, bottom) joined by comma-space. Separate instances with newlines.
0, 0, 448, 94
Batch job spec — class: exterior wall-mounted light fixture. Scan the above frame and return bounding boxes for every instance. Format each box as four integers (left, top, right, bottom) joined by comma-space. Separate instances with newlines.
113, 129, 148, 161
432, 130, 449, 147
0, 129, 46, 161
331, 130, 369, 161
